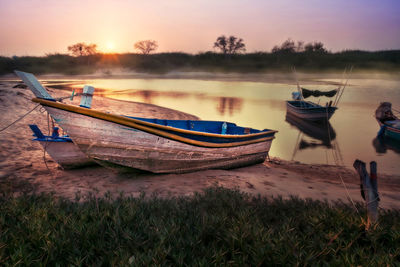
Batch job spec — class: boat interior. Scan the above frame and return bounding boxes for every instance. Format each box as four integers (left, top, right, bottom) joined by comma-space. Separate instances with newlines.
287, 100, 322, 108
287, 100, 336, 109
128, 117, 266, 135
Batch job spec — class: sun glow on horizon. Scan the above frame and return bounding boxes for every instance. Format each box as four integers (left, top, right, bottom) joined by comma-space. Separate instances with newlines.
103, 41, 116, 53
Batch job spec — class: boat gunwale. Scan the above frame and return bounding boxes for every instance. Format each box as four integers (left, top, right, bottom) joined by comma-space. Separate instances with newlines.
377, 120, 400, 133
286, 100, 337, 112
33, 98, 277, 148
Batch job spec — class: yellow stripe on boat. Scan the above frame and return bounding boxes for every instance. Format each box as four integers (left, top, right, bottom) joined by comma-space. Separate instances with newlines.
33, 98, 276, 148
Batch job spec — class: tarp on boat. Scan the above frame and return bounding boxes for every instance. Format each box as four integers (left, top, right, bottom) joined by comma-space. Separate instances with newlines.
375, 102, 398, 122
301, 88, 338, 99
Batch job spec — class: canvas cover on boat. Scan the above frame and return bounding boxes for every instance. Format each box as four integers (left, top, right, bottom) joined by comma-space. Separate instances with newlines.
301, 88, 337, 99
375, 102, 398, 122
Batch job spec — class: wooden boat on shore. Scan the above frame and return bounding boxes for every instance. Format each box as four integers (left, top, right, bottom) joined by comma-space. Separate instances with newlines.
16, 71, 277, 173
29, 124, 94, 169
375, 102, 400, 141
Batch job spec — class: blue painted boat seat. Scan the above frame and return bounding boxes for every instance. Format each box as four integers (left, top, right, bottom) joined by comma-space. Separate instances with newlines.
29, 124, 45, 139
28, 124, 72, 142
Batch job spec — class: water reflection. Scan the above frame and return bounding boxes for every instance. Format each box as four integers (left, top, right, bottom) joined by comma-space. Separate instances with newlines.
216, 97, 243, 116
285, 113, 336, 146
130, 90, 157, 104
68, 85, 245, 116
94, 89, 189, 104
285, 113, 343, 164
373, 136, 400, 154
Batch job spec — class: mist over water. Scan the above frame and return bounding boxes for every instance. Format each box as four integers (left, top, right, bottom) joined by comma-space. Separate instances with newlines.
46, 73, 400, 175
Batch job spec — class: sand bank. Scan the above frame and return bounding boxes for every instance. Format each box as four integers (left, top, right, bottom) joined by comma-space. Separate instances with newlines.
0, 81, 399, 209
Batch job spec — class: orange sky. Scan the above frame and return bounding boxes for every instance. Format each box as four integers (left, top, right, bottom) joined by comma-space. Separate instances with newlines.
0, 0, 399, 56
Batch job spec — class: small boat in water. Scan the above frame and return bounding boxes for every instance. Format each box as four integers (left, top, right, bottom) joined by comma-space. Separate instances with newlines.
287, 68, 350, 122
375, 102, 400, 141
29, 124, 93, 169
286, 98, 337, 122
16, 71, 277, 173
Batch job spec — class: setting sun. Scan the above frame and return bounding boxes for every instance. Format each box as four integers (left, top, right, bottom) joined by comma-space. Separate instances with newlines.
104, 41, 115, 53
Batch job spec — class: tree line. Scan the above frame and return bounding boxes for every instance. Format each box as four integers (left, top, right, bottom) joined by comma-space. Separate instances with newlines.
1, 35, 399, 75
66, 36, 330, 57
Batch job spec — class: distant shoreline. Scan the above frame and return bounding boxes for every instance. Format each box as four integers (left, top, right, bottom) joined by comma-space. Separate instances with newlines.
1, 50, 399, 76
1, 70, 400, 84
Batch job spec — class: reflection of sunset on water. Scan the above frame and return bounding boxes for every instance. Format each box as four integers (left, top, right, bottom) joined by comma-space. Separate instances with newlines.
216, 97, 243, 116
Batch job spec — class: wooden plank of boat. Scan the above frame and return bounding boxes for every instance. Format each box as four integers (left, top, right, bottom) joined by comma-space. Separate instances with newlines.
286, 101, 337, 121
29, 124, 94, 169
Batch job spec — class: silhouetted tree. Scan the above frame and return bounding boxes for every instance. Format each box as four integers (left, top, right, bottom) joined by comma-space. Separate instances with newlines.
296, 41, 305, 52
304, 41, 327, 53
134, 40, 158, 54
67, 43, 97, 57
214, 35, 246, 55
272, 39, 328, 53
272, 39, 296, 53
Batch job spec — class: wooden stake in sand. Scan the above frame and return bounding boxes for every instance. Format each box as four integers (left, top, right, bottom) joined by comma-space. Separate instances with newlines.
353, 159, 380, 229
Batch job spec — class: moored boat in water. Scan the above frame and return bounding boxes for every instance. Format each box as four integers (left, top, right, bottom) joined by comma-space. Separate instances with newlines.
375, 102, 400, 141
286, 100, 337, 121
16, 70, 277, 173
286, 68, 350, 122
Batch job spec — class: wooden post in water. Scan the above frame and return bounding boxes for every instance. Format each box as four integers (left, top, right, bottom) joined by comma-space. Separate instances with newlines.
369, 161, 379, 224
353, 159, 380, 229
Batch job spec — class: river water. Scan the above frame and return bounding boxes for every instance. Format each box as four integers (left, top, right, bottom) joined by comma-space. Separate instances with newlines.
49, 74, 400, 175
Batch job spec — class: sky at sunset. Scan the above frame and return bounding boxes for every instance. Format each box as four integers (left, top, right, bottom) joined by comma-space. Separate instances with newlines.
0, 0, 399, 56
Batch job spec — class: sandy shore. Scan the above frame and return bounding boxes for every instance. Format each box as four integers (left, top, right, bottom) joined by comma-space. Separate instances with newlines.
0, 80, 399, 209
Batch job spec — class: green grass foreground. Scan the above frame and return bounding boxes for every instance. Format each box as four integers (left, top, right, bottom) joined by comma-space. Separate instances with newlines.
0, 187, 399, 265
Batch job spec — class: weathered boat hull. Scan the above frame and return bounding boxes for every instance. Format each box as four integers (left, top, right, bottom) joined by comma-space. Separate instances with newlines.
37, 140, 94, 169
46, 107, 274, 173
377, 121, 400, 141
286, 101, 337, 121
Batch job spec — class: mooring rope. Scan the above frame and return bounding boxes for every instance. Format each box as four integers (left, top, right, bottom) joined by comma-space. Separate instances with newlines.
325, 107, 361, 216
0, 104, 41, 133
42, 111, 56, 176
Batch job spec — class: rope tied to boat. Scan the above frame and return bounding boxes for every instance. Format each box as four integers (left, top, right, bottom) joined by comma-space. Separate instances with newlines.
42, 111, 57, 177
325, 107, 362, 217
0, 104, 41, 133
